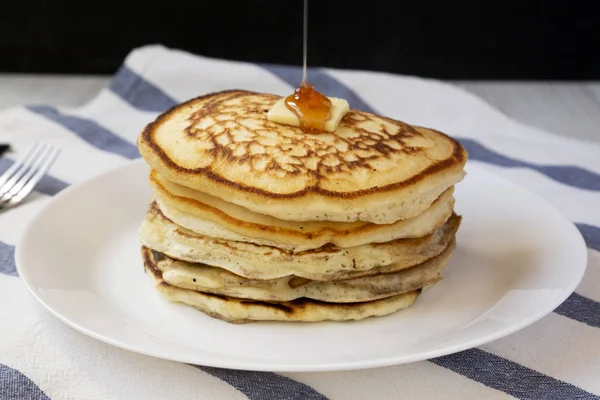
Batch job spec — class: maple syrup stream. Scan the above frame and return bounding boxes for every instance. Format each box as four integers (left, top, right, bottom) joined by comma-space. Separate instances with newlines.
284, 0, 332, 133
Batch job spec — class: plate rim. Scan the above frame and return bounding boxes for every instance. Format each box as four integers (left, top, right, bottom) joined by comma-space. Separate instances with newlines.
15, 160, 589, 372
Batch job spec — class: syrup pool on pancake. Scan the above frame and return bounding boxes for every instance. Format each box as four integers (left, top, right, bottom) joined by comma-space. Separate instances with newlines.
285, 82, 332, 133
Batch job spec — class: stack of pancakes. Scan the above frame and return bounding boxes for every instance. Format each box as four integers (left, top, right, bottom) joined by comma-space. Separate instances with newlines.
137, 90, 467, 323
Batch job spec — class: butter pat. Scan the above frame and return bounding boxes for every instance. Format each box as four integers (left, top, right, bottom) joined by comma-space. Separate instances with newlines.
267, 97, 350, 132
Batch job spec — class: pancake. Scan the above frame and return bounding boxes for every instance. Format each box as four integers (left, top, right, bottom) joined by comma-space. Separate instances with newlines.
139, 202, 461, 281
150, 241, 451, 303
150, 171, 455, 251
142, 247, 421, 323
137, 90, 467, 224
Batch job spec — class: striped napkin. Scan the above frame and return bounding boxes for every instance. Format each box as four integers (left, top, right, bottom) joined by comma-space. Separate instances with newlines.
1, 45, 599, 400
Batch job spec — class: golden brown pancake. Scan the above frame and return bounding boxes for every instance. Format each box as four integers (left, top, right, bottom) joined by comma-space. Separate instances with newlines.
138, 202, 460, 281
149, 241, 451, 303
137, 90, 467, 224
150, 170, 455, 251
142, 247, 422, 323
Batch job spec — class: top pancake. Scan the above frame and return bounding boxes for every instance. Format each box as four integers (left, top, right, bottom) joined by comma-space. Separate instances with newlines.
138, 90, 467, 224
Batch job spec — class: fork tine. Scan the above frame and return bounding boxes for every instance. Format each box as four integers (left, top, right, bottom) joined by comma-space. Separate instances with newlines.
4, 146, 60, 207
0, 143, 46, 197
1, 145, 55, 202
0, 142, 40, 188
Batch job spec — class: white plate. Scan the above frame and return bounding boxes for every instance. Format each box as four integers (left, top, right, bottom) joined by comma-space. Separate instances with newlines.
16, 160, 587, 372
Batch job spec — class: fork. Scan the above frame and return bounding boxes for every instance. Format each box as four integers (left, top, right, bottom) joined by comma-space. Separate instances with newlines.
0, 142, 60, 211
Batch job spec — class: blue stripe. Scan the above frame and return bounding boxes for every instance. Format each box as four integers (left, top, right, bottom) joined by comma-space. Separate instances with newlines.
27, 106, 139, 160
555, 293, 600, 328
460, 138, 600, 191
0, 241, 17, 277
261, 64, 600, 192
556, 221, 600, 328
109, 65, 177, 112
0, 363, 50, 400
195, 366, 328, 400
431, 348, 599, 400
577, 223, 600, 252
0, 157, 68, 196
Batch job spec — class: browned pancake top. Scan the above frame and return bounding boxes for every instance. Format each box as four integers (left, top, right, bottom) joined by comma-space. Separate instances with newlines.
137, 90, 467, 223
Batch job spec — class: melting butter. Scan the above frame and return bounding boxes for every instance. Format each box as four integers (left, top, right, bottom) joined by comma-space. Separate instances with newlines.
267, 96, 350, 133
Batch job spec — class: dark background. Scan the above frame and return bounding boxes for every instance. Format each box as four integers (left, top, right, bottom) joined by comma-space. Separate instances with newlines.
2, 0, 599, 79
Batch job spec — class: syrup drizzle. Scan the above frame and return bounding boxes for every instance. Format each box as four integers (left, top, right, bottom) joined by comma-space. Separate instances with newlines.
302, 0, 307, 83
285, 83, 332, 133
284, 0, 332, 133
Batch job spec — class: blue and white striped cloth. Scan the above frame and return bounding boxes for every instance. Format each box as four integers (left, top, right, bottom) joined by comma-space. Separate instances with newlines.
1, 45, 599, 400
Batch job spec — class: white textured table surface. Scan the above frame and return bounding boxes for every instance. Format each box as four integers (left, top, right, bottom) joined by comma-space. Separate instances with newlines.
0, 74, 599, 144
